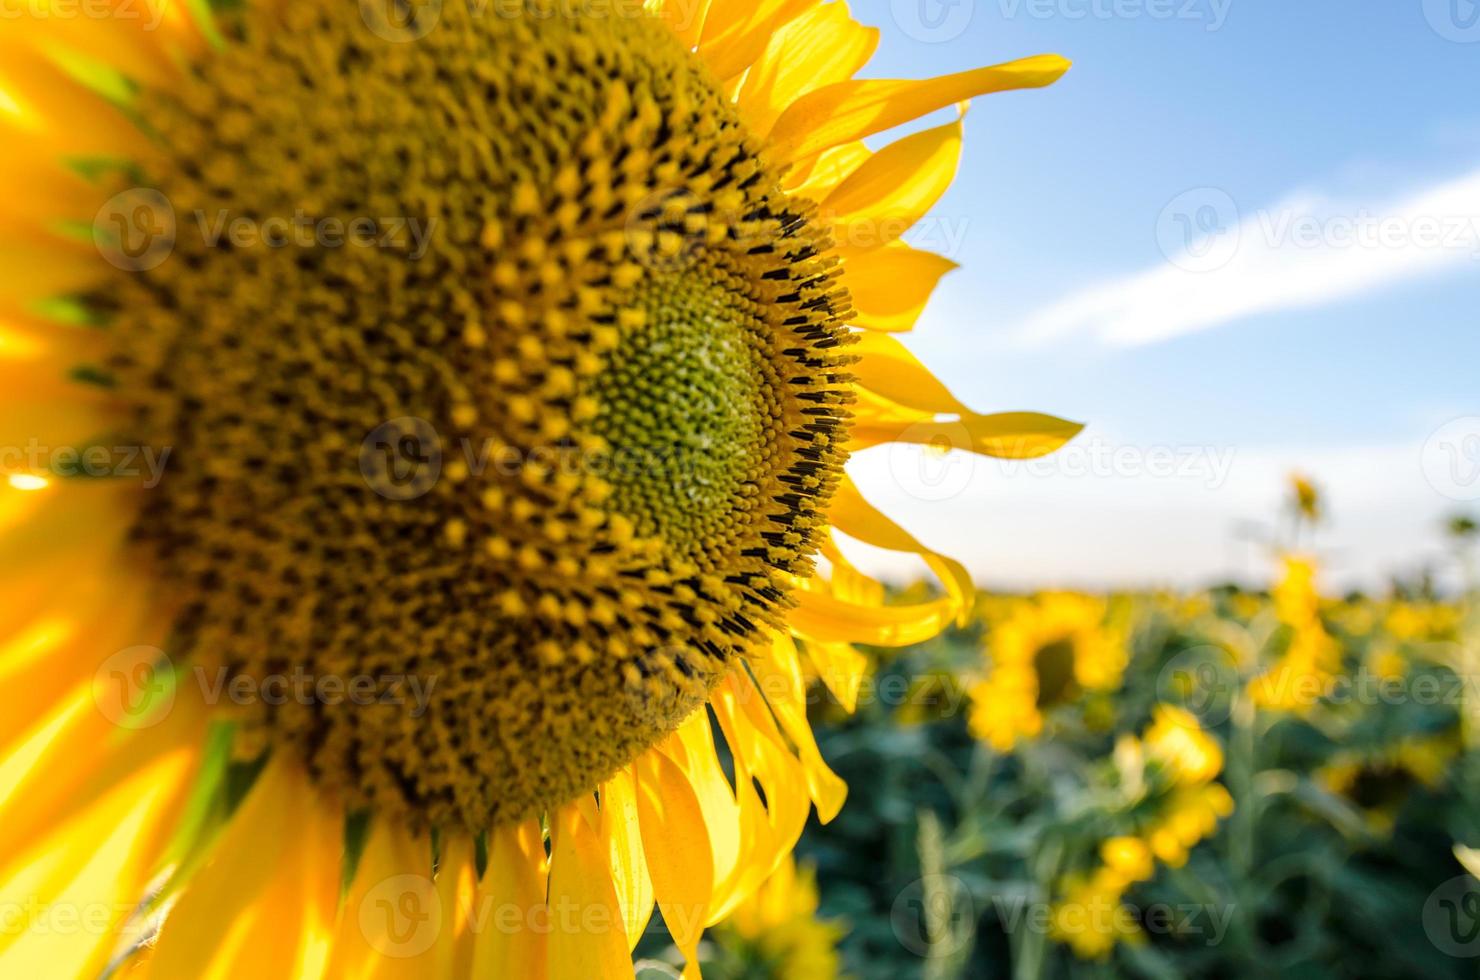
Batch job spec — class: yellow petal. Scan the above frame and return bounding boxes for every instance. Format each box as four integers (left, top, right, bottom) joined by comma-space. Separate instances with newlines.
697, 0, 813, 82
470, 821, 548, 980
769, 55, 1071, 166
0, 45, 156, 160
823, 118, 962, 251
144, 758, 341, 980
786, 141, 873, 199
737, 1, 878, 135
838, 241, 957, 333
0, 240, 109, 325
600, 767, 655, 952
815, 534, 885, 608
434, 836, 478, 979
328, 820, 437, 979
792, 588, 956, 647
850, 404, 1084, 460
0, 676, 203, 883
710, 679, 808, 893
849, 331, 972, 414
650, 0, 713, 48
548, 802, 634, 980
750, 636, 848, 821
802, 641, 868, 713
830, 476, 973, 626
634, 747, 712, 973
0, 7, 185, 91
0, 743, 196, 979
660, 713, 743, 904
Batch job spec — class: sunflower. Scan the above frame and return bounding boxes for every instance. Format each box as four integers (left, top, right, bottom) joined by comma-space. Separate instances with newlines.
1051, 707, 1232, 961
1249, 555, 1340, 712
708, 856, 845, 980
1317, 734, 1459, 835
1118, 705, 1233, 868
0, 1, 1077, 976
968, 594, 1126, 750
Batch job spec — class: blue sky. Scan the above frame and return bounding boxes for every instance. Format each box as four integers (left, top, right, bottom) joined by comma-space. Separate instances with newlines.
837, 0, 1480, 591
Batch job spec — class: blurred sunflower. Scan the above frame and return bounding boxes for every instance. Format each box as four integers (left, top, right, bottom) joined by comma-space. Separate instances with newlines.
1050, 708, 1232, 961
1289, 472, 1322, 524
1115, 706, 1233, 867
968, 594, 1126, 750
0, 0, 1077, 976
1317, 734, 1459, 835
1250, 555, 1340, 712
1048, 863, 1146, 961
708, 856, 845, 980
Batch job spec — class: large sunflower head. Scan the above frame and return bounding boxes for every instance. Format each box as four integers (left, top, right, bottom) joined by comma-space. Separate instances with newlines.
2, 0, 1076, 975
90, 0, 862, 831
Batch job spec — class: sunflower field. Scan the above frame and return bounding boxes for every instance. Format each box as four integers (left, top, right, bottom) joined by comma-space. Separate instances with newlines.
665, 497, 1480, 979
4, 1, 1475, 978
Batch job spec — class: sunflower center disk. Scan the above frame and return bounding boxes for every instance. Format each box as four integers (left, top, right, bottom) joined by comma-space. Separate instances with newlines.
594, 270, 780, 556
100, 0, 854, 830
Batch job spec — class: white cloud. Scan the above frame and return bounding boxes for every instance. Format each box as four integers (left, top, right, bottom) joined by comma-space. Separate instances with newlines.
1013, 167, 1480, 347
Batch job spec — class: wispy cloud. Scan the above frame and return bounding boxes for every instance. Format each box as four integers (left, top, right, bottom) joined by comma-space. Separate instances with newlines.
1014, 166, 1480, 347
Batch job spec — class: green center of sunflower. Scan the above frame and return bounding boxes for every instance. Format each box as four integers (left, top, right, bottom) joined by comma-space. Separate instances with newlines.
1033, 638, 1079, 708
94, 0, 853, 830
593, 269, 780, 555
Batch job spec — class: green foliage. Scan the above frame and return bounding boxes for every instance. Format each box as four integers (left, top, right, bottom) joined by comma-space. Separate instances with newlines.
793, 588, 1480, 980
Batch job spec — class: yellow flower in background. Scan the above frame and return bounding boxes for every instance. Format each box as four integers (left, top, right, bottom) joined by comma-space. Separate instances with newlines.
1112, 706, 1233, 870
1142, 704, 1224, 786
968, 594, 1127, 750
1143, 784, 1235, 868
0, 1, 1079, 976
1099, 836, 1156, 888
1048, 866, 1145, 961
1250, 555, 1341, 712
715, 856, 846, 980
1318, 735, 1459, 835
1290, 472, 1322, 523
1384, 601, 1461, 644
